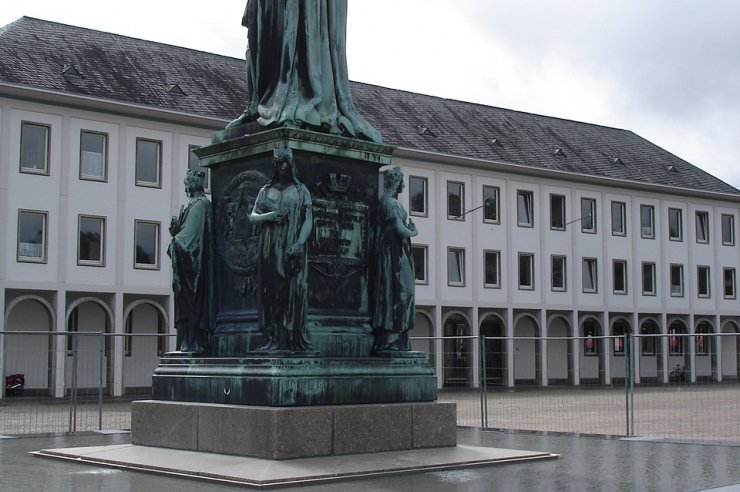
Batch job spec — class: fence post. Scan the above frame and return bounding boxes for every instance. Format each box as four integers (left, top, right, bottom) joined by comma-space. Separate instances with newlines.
625, 332, 634, 436
478, 334, 485, 428
68, 334, 78, 433
98, 330, 104, 431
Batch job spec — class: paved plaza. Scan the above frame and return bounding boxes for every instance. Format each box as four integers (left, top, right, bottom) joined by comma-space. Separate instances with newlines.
2, 385, 739, 444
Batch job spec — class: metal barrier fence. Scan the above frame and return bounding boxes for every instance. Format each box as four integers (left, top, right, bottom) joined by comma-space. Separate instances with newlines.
0, 331, 175, 435
1, 331, 739, 443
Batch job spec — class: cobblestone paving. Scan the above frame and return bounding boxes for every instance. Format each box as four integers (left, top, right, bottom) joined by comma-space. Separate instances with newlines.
1, 384, 739, 443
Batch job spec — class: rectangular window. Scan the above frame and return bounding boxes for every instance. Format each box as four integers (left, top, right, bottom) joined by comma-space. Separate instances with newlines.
613, 260, 627, 294
447, 181, 464, 219
640, 205, 655, 239
412, 245, 428, 284
482, 185, 500, 223
134, 220, 160, 270
484, 250, 501, 288
724, 268, 736, 299
670, 264, 684, 297
17, 210, 48, 263
582, 258, 598, 293
20, 122, 50, 174
722, 214, 735, 246
188, 144, 209, 191
550, 194, 566, 230
409, 176, 428, 216
642, 262, 656, 296
80, 130, 108, 181
447, 247, 465, 286
668, 208, 682, 241
611, 201, 626, 236
581, 198, 596, 233
697, 265, 711, 298
551, 255, 566, 291
78, 215, 105, 266
518, 253, 535, 290
517, 190, 534, 227
135, 138, 162, 187
696, 211, 710, 243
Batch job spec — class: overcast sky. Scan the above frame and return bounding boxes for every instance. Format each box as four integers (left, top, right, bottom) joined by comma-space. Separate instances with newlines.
2, 1, 739, 189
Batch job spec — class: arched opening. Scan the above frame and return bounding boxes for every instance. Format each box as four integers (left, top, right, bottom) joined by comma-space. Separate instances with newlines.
694, 321, 714, 380
639, 319, 660, 381
480, 314, 506, 386
513, 314, 539, 385
4, 297, 55, 396
65, 299, 113, 396
123, 301, 167, 395
667, 320, 688, 378
547, 315, 570, 384
442, 313, 471, 387
409, 311, 435, 363
610, 319, 632, 380
580, 317, 602, 384
720, 321, 739, 381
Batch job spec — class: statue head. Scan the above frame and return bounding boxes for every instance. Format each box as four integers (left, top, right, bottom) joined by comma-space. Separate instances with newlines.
184, 169, 206, 197
383, 167, 404, 194
271, 147, 299, 185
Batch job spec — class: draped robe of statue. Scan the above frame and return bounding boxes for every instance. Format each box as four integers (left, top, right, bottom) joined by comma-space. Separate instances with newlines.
373, 177, 417, 352
250, 159, 314, 351
168, 192, 215, 353
232, 0, 382, 143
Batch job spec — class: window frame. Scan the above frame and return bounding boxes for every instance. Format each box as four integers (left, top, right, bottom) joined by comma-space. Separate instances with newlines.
550, 194, 566, 231
79, 130, 109, 182
641, 261, 657, 296
610, 201, 626, 236
582, 257, 598, 293
517, 190, 534, 227
446, 181, 465, 220
408, 175, 428, 217
17, 209, 48, 263
668, 208, 683, 242
721, 214, 735, 246
411, 244, 428, 285
670, 264, 684, 297
19, 121, 51, 175
640, 204, 655, 239
613, 259, 628, 295
446, 247, 465, 287
518, 252, 535, 290
482, 185, 500, 224
135, 137, 163, 188
697, 265, 711, 298
77, 214, 106, 267
551, 255, 567, 292
696, 211, 710, 244
724, 267, 736, 299
483, 250, 501, 289
581, 197, 597, 233
133, 220, 161, 270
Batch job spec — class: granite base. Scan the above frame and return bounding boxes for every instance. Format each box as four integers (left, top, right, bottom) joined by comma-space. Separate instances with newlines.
131, 400, 457, 460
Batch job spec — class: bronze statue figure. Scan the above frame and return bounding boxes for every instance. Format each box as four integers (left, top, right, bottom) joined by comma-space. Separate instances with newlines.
249, 148, 314, 352
168, 170, 215, 353
373, 167, 418, 352
228, 0, 383, 144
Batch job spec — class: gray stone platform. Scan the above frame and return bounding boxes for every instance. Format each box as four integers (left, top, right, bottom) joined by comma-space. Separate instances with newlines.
132, 400, 457, 459
34, 442, 558, 488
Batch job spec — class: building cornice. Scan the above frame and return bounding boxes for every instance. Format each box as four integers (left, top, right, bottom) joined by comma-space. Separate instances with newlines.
0, 82, 229, 130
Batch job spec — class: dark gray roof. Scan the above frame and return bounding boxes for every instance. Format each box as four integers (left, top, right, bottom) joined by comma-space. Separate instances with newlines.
1, 16, 736, 195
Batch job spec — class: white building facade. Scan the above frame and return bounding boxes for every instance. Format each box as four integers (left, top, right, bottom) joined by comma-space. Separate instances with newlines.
1, 17, 738, 396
